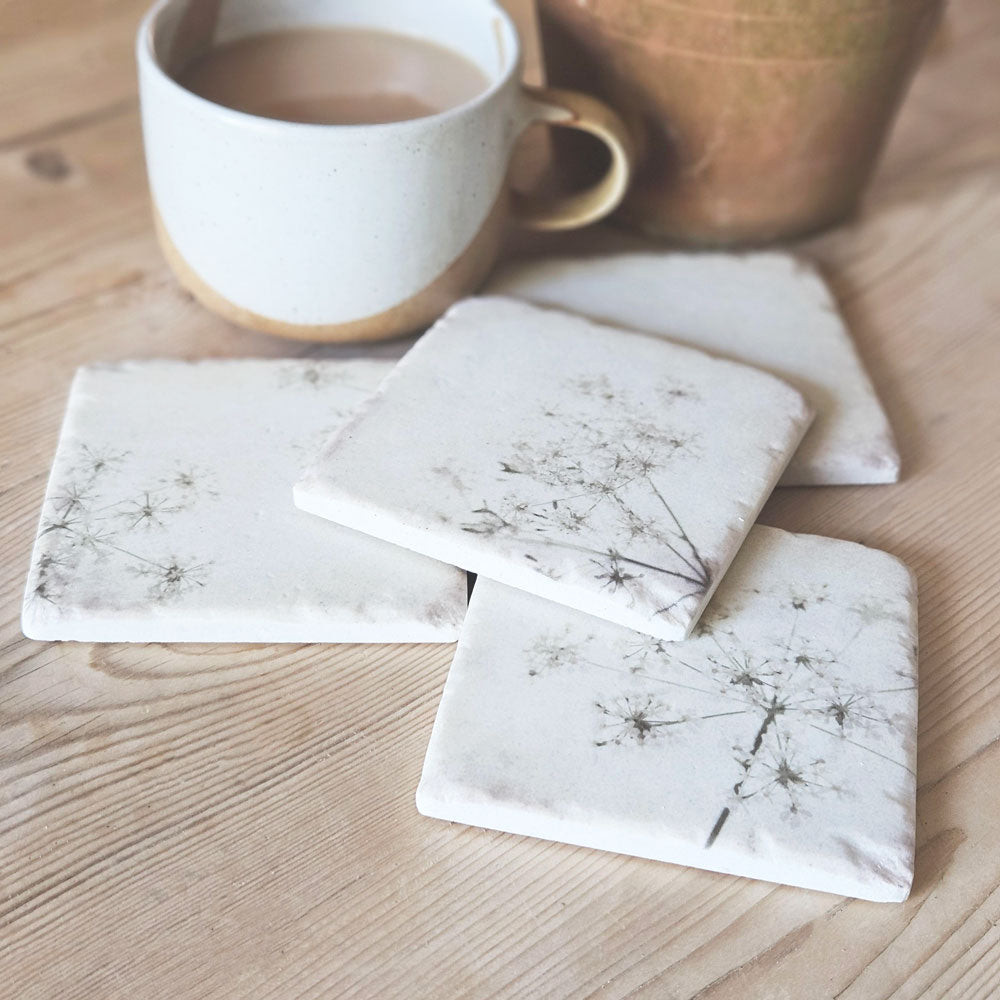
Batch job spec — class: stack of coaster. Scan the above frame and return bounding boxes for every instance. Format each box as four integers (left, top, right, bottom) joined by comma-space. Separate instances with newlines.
293, 292, 918, 900
23, 253, 917, 901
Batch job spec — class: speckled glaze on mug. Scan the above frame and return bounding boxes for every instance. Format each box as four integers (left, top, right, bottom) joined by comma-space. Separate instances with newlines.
137, 0, 633, 341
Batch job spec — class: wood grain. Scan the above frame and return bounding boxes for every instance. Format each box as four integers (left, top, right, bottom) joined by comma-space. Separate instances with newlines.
1, 0, 999, 997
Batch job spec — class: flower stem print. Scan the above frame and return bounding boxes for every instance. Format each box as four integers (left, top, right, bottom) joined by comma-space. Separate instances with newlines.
523, 580, 916, 850
460, 374, 713, 624
705, 692, 787, 847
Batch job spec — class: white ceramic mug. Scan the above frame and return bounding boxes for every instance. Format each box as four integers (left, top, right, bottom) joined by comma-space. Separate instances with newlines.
137, 0, 634, 342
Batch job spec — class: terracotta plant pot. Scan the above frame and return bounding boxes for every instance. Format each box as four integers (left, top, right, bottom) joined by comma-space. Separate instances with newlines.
537, 0, 944, 245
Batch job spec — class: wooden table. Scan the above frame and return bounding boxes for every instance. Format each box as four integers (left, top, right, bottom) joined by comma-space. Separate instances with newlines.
2, 2, 999, 997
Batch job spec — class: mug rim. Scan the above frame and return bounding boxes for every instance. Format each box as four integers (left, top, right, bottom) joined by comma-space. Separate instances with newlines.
136, 0, 523, 134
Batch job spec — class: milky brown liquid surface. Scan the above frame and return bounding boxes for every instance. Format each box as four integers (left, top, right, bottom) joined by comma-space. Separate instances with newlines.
175, 27, 491, 125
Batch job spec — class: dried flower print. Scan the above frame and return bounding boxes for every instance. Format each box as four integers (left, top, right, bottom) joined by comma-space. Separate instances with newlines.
522, 567, 916, 850
26, 442, 219, 608
460, 373, 714, 626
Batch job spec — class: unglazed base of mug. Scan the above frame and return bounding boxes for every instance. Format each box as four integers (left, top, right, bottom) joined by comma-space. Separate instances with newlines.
152, 192, 508, 342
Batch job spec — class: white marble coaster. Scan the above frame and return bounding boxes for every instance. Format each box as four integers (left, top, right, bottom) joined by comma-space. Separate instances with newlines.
296, 297, 812, 642
23, 360, 467, 643
490, 252, 899, 486
417, 526, 919, 902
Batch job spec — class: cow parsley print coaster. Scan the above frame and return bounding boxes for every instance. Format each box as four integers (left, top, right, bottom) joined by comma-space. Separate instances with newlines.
490, 252, 900, 486
417, 526, 919, 902
23, 360, 466, 643
296, 297, 812, 642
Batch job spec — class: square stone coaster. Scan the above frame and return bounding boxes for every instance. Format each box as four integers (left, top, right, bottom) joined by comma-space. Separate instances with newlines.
23, 360, 467, 643
296, 297, 812, 642
417, 526, 919, 902
490, 252, 900, 486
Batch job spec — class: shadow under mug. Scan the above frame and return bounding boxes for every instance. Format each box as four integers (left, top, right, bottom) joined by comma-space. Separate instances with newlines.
137, 0, 634, 342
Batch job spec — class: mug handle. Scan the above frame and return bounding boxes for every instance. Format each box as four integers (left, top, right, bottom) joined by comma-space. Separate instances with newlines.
511, 84, 635, 232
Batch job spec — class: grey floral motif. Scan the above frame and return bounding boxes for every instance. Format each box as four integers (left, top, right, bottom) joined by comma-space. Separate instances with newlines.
132, 555, 210, 600
27, 443, 219, 608
525, 627, 589, 677
594, 696, 680, 746
159, 462, 220, 501
460, 374, 713, 624
119, 491, 183, 530
280, 362, 380, 464
523, 581, 916, 849
732, 732, 832, 822
50, 482, 96, 517
658, 381, 701, 405
277, 361, 377, 395
72, 445, 130, 479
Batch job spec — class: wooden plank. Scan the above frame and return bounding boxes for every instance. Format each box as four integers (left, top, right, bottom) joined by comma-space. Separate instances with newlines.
1, 0, 999, 997
0, 112, 149, 327
0, 1, 147, 145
